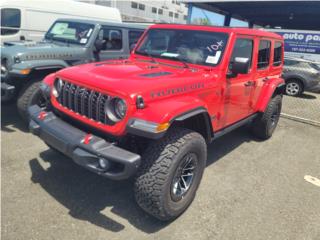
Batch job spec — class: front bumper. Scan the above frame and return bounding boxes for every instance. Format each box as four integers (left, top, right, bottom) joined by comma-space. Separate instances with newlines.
1, 82, 16, 101
28, 105, 141, 180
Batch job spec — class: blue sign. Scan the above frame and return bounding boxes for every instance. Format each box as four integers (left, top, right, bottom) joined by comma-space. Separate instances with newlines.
276, 32, 320, 55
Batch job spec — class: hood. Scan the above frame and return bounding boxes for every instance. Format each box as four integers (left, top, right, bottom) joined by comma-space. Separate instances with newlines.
56, 59, 219, 103
1, 40, 84, 62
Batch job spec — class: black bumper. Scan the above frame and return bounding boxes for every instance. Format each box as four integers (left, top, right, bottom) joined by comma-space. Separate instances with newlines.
28, 105, 141, 180
1, 82, 16, 101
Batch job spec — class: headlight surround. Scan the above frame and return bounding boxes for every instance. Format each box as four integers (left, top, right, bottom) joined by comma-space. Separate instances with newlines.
105, 97, 127, 122
13, 56, 21, 63
52, 78, 64, 97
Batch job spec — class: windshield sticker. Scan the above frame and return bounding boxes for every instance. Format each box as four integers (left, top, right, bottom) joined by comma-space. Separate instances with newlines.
86, 28, 93, 37
207, 40, 224, 52
161, 52, 180, 58
51, 23, 68, 35
206, 51, 222, 64
80, 38, 87, 44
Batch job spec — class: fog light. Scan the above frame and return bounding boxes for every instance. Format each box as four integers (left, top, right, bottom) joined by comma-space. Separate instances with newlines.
98, 158, 110, 170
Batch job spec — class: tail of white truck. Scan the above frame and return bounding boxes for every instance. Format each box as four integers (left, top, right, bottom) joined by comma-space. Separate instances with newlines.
0, 0, 122, 43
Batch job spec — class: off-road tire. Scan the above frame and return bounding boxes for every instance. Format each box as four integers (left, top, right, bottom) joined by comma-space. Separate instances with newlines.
251, 95, 282, 140
134, 128, 207, 221
285, 79, 303, 96
17, 80, 44, 122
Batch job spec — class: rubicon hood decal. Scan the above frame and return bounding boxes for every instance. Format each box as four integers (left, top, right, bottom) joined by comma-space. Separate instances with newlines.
150, 82, 205, 98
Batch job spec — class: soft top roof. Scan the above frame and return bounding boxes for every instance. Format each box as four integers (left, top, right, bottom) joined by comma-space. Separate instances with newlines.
149, 24, 283, 40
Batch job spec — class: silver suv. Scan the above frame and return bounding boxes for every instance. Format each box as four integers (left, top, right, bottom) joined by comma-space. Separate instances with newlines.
283, 57, 320, 96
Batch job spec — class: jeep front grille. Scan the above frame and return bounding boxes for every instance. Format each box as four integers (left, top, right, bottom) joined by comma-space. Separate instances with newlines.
56, 80, 114, 125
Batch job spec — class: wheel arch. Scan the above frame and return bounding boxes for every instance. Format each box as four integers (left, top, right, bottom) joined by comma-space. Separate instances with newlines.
169, 107, 213, 143
255, 77, 285, 112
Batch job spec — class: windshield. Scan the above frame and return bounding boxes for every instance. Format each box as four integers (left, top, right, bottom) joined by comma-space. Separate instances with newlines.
135, 28, 229, 66
45, 21, 95, 45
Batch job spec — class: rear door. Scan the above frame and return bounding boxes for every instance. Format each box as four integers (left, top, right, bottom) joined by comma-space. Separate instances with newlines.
251, 38, 273, 107
223, 35, 256, 126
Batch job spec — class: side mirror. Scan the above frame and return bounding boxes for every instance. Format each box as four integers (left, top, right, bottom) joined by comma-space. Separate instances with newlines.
227, 57, 250, 78
130, 43, 136, 53
94, 39, 105, 52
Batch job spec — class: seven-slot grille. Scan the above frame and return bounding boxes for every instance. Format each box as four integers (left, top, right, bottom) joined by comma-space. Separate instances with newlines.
55, 79, 113, 125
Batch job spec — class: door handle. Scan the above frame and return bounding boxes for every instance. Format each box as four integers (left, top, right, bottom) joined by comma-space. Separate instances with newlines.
244, 81, 254, 87
262, 77, 269, 82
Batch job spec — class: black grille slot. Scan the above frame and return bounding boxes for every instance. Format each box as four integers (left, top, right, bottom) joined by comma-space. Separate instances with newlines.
56, 80, 111, 125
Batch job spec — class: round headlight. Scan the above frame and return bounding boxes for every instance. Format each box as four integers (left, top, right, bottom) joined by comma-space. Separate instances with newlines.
105, 97, 127, 122
114, 98, 127, 119
53, 78, 64, 97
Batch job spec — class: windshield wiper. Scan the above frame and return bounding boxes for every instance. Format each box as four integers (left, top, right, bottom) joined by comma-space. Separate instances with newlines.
161, 55, 190, 69
144, 49, 159, 65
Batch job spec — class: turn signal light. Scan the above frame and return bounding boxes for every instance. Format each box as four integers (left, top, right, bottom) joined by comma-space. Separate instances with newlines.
156, 122, 170, 132
20, 68, 31, 75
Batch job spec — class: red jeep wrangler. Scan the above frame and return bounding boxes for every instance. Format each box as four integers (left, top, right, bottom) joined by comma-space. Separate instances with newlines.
29, 24, 284, 221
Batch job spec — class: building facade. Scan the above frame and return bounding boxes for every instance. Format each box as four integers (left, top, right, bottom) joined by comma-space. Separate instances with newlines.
82, 0, 188, 23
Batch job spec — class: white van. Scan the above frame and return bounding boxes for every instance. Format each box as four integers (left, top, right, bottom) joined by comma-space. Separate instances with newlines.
0, 0, 122, 43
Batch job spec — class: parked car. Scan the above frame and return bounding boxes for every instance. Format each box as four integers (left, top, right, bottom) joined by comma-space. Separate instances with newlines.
0, 0, 122, 43
1, 18, 146, 121
29, 24, 285, 221
282, 57, 320, 96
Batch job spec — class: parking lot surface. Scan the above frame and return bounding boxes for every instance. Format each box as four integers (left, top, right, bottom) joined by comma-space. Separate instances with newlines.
2, 103, 320, 240
282, 92, 320, 126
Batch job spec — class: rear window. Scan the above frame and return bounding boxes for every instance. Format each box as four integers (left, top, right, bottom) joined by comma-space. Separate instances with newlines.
257, 40, 271, 69
273, 41, 283, 66
284, 59, 299, 66
1, 8, 21, 35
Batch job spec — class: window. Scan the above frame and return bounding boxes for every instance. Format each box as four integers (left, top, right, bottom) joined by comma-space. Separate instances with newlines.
158, 9, 163, 15
230, 18, 249, 27
175, 13, 179, 18
257, 40, 271, 69
1, 8, 21, 35
97, 27, 122, 50
152, 7, 157, 14
273, 41, 283, 66
131, 2, 138, 9
229, 38, 253, 71
190, 6, 225, 26
139, 4, 145, 11
184, 15, 188, 20
129, 30, 144, 47
284, 59, 298, 66
169, 12, 173, 17
45, 21, 94, 45
135, 29, 229, 66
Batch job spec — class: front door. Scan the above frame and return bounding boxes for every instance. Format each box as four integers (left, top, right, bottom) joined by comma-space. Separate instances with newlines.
95, 26, 127, 61
222, 36, 255, 127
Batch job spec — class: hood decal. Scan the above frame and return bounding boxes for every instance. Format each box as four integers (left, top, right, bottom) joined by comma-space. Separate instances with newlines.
139, 71, 172, 78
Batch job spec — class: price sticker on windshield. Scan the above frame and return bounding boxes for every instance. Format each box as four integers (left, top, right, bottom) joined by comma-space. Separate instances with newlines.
206, 51, 222, 64
80, 38, 87, 44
